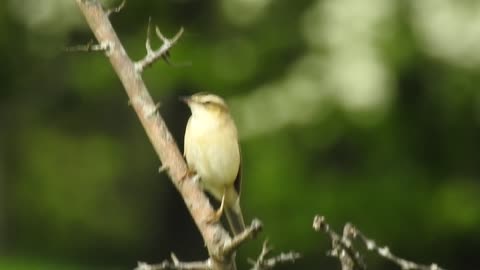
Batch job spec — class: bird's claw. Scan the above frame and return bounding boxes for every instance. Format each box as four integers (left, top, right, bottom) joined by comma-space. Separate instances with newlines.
191, 173, 201, 184
182, 168, 197, 181
207, 193, 225, 224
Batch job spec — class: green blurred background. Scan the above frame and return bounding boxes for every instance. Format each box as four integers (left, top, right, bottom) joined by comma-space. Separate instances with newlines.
1, 0, 479, 269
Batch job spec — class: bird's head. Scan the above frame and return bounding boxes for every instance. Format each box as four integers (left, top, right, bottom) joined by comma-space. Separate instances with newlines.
181, 92, 230, 118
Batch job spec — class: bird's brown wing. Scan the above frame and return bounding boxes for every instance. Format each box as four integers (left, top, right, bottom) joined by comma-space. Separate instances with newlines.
234, 143, 242, 195
226, 143, 246, 236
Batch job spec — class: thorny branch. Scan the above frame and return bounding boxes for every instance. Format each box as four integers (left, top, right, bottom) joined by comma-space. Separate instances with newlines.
73, 1, 267, 269
135, 17, 184, 72
137, 220, 267, 270
248, 241, 301, 270
313, 215, 365, 270
65, 39, 112, 53
313, 215, 446, 270
220, 219, 263, 257
74, 0, 227, 268
135, 221, 301, 270
135, 254, 211, 270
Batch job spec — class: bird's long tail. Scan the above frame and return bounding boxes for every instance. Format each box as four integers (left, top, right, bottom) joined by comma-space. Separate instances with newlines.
225, 199, 246, 236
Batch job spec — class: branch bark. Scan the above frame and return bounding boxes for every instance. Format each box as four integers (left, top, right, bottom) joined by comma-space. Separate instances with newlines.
74, 1, 236, 269
248, 241, 301, 270
313, 215, 446, 270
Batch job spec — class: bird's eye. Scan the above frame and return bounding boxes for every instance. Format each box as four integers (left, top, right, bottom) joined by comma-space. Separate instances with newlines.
204, 101, 213, 105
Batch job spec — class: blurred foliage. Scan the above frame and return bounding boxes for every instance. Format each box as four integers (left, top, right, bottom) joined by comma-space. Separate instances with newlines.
1, 0, 480, 269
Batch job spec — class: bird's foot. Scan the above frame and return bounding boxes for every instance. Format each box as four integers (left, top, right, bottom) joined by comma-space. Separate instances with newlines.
182, 168, 197, 181
207, 193, 225, 224
191, 173, 201, 184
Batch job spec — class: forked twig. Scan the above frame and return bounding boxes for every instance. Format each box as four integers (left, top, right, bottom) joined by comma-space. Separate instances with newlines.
313, 215, 446, 270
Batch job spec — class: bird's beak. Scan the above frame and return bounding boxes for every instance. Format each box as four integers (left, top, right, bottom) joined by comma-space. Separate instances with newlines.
179, 96, 191, 104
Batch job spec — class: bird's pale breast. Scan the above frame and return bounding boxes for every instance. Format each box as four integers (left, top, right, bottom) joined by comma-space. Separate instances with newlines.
184, 114, 240, 200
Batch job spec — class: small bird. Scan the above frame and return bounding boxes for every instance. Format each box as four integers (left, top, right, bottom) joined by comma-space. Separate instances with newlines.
182, 93, 246, 235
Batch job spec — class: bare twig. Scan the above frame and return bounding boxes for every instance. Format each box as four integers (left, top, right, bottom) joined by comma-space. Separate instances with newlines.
135, 17, 184, 72
106, 0, 126, 16
248, 241, 301, 270
65, 40, 112, 53
313, 215, 446, 270
135, 254, 211, 270
313, 215, 364, 270
220, 219, 263, 257
346, 223, 446, 270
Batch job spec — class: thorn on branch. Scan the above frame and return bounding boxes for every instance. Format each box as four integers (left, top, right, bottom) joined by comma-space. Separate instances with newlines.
145, 17, 154, 55
248, 240, 301, 270
106, 0, 126, 16
65, 40, 113, 54
147, 102, 161, 118
135, 20, 184, 73
158, 164, 169, 174
313, 215, 447, 270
